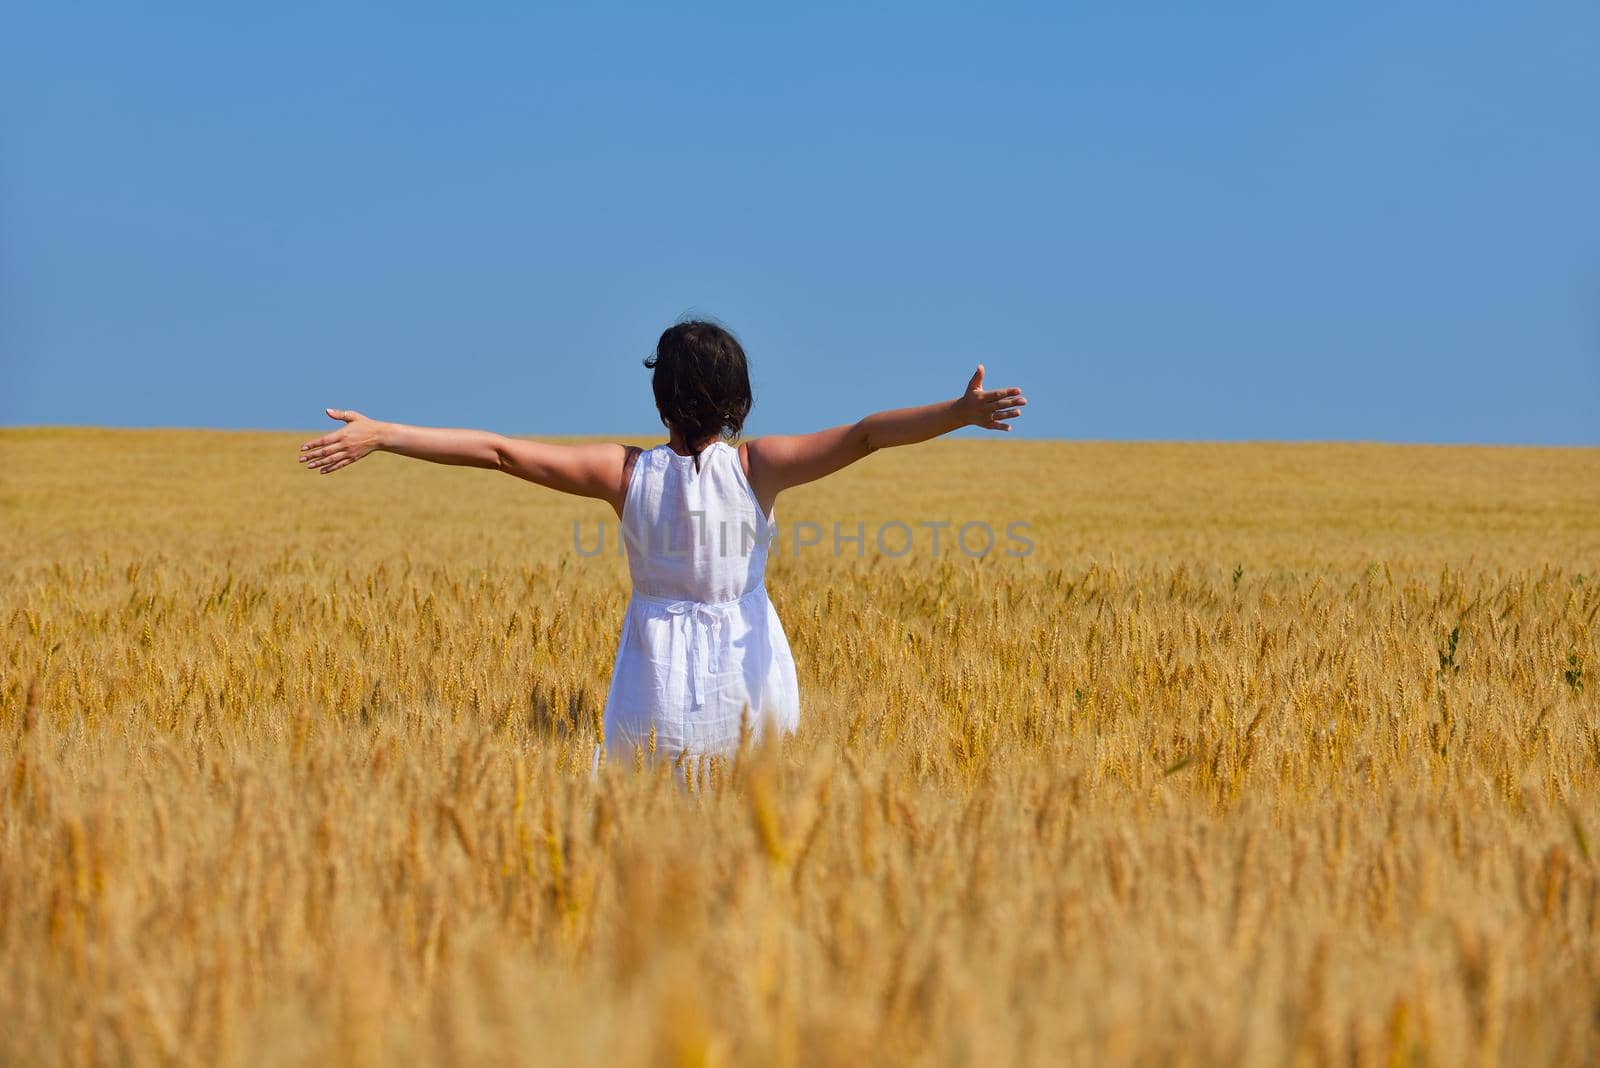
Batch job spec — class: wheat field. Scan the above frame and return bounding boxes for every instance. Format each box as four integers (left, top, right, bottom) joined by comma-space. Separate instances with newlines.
2, 428, 1598, 1066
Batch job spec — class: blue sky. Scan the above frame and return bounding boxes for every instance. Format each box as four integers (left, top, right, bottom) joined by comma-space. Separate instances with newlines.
3, 3, 1596, 444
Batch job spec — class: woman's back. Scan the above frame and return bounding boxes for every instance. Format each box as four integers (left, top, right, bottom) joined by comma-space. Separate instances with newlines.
620, 441, 770, 603
603, 440, 797, 763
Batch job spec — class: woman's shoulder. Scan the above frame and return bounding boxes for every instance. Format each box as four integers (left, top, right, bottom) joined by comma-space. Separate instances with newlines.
630, 441, 693, 475
634, 442, 676, 463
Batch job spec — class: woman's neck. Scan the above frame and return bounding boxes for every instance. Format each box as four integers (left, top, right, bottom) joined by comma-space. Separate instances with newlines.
666, 430, 720, 457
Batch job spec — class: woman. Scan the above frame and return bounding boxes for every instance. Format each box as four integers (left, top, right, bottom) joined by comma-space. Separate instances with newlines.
299, 320, 1027, 765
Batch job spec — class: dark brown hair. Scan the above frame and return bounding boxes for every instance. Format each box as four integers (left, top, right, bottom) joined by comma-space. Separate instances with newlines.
644, 320, 752, 445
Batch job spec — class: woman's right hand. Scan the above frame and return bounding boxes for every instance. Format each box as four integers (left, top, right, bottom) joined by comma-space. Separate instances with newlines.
299, 408, 386, 474
955, 364, 1028, 431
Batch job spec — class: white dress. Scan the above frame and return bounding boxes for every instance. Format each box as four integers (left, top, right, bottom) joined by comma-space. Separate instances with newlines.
598, 441, 800, 764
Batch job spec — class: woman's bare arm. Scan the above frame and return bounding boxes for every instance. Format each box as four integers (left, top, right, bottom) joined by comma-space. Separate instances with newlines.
299, 409, 632, 513
740, 365, 1026, 512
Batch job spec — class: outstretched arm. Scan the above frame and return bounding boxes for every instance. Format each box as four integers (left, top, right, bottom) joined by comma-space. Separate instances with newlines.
299, 409, 632, 513
741, 365, 1026, 511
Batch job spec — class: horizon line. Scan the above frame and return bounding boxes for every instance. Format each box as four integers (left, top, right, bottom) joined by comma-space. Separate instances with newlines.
2, 424, 1596, 450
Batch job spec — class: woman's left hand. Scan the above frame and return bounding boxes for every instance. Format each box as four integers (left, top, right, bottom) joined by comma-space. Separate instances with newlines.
299, 408, 386, 474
